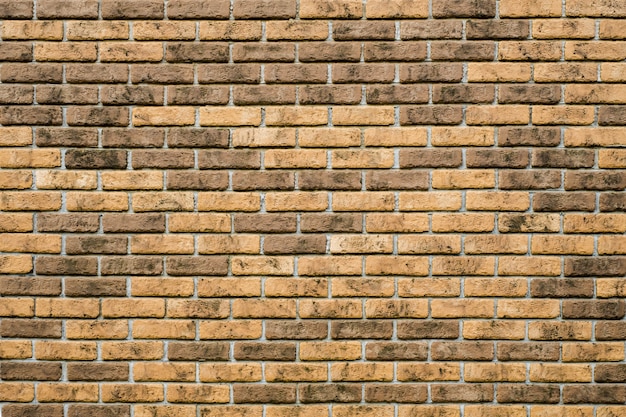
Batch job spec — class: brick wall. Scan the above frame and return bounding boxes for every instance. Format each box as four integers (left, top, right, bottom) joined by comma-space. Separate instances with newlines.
1, 0, 625, 415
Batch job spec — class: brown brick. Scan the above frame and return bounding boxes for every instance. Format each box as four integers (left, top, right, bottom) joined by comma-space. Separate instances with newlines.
533, 192, 596, 212
401, 106, 463, 125
299, 384, 361, 403
265, 321, 327, 340
531, 278, 594, 298
467, 20, 529, 39
401, 20, 463, 40
431, 41, 495, 61
67, 363, 128, 381
233, 384, 296, 404
431, 384, 494, 402
1, 319, 62, 338
3, 405, 63, 417
331, 320, 393, 339
497, 342, 560, 361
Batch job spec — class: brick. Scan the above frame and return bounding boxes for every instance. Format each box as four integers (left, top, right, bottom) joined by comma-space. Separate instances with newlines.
467, 20, 529, 39
501, 0, 562, 16
299, 0, 362, 18
432, 0, 495, 17
37, 0, 98, 18
299, 384, 361, 403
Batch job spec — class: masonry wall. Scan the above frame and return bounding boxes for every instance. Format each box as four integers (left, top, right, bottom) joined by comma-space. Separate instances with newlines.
1, 0, 626, 416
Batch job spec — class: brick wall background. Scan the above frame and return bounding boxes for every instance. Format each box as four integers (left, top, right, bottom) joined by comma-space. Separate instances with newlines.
1, 0, 626, 415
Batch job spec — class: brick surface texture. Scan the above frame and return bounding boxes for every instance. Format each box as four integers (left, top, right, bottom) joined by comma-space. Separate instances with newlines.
0, 0, 626, 415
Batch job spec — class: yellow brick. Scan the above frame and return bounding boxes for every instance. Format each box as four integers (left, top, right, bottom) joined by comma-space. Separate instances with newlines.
0, 297, 34, 317
467, 63, 532, 82
0, 341, 32, 359
599, 149, 626, 168
497, 300, 561, 318
399, 191, 462, 211
36, 170, 96, 190
36, 298, 99, 318
0, 149, 60, 168
35, 341, 97, 361
265, 192, 328, 211
66, 21, 129, 40
0, 234, 61, 253
596, 278, 626, 297
65, 320, 128, 340
532, 235, 595, 255
2, 21, 63, 40
133, 320, 195, 340
466, 191, 529, 211
199, 321, 262, 340
500, 0, 562, 16
134, 21, 195, 40
265, 106, 328, 126
200, 107, 262, 126
498, 256, 561, 276
531, 406, 593, 417
432, 169, 495, 189
232, 128, 296, 147
333, 192, 395, 211
169, 213, 231, 233
466, 105, 530, 125
529, 364, 592, 382
331, 362, 393, 381
565, 127, 626, 147
330, 234, 393, 254
463, 320, 526, 340
264, 149, 327, 168
300, 341, 361, 360
101, 171, 162, 190
299, 127, 361, 147
66, 191, 128, 211
0, 254, 32, 273
298, 255, 362, 276
397, 235, 461, 254
37, 383, 98, 402
431, 127, 494, 146
366, 255, 429, 276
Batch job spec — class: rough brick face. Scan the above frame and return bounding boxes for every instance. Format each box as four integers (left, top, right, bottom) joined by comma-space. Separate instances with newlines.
0, 1, 624, 415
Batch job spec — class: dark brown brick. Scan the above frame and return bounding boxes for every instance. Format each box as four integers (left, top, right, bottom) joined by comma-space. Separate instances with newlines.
234, 214, 297, 233
467, 149, 529, 168
600, 192, 626, 212
167, 0, 230, 19
497, 384, 560, 403
0, 319, 62, 338
0, 85, 34, 104
431, 341, 494, 361
367, 85, 429, 104
532, 149, 595, 167
198, 150, 261, 169
101, 256, 163, 275
0, 106, 62, 125
0, 0, 33, 18
263, 235, 326, 254
37, 0, 98, 18
233, 0, 296, 19
0, 277, 61, 296
166, 256, 229, 276
103, 214, 165, 233
65, 149, 127, 169
265, 321, 328, 340
333, 21, 395, 40
400, 148, 463, 168
233, 384, 296, 404
497, 342, 560, 361
401, 106, 463, 125
234, 342, 296, 361
36, 85, 99, 105
66, 236, 127, 255
168, 128, 229, 148
233, 85, 296, 105
433, 84, 495, 103
298, 85, 361, 104
101, 86, 164, 105
431, 384, 494, 402
67, 107, 129, 127
599, 105, 626, 125
36, 256, 98, 275
365, 384, 428, 403
432, 0, 495, 17
467, 20, 530, 39
233, 43, 295, 62
398, 320, 460, 339
530, 278, 594, 298
499, 169, 561, 189
132, 150, 194, 169
265, 64, 328, 84
3, 405, 63, 417
102, 128, 164, 148
66, 64, 128, 84
67, 363, 129, 381
563, 300, 626, 319
365, 342, 428, 361
167, 171, 229, 190
565, 171, 626, 190
166, 43, 229, 63
300, 213, 362, 233
364, 42, 428, 62
233, 171, 295, 191
333, 64, 395, 83
37, 213, 99, 233
130, 64, 194, 84
299, 42, 361, 62
168, 86, 229, 105
533, 192, 596, 211
499, 127, 561, 147
331, 320, 393, 339
595, 364, 626, 383
366, 171, 429, 190
596, 322, 626, 340
299, 171, 361, 190
36, 128, 98, 147
401, 21, 463, 40
64, 278, 127, 297
1, 362, 62, 380
101, 0, 163, 19
300, 384, 361, 403
168, 342, 230, 361
499, 84, 561, 104
563, 385, 626, 403
68, 406, 130, 417
197, 64, 261, 84
1, 64, 62, 83
431, 41, 495, 61
565, 257, 626, 277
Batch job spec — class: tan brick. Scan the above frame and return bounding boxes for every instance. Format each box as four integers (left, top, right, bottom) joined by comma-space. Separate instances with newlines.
0, 234, 60, 253
0, 149, 60, 168
300, 299, 362, 318
0, 382, 34, 402
66, 21, 129, 40
66, 192, 128, 211
399, 191, 462, 211
265, 192, 328, 211
232, 128, 296, 148
3, 21, 63, 40
198, 235, 260, 254
331, 362, 393, 381
199, 21, 262, 41
463, 320, 526, 340
465, 278, 527, 297
299, 0, 362, 18
65, 320, 128, 340
366, 255, 429, 276
299, 128, 361, 147
200, 363, 262, 382
498, 300, 560, 318
332, 149, 394, 168
334, 192, 394, 211
101, 341, 164, 360
35, 42, 97, 61
467, 63, 532, 82
464, 363, 526, 382
0, 341, 32, 359
300, 341, 362, 360
133, 107, 195, 126
498, 256, 561, 276
231, 256, 293, 276
333, 106, 394, 126
199, 320, 262, 340
200, 107, 262, 127
363, 127, 428, 146
36, 170, 97, 190
298, 256, 362, 276
265, 363, 327, 382
398, 277, 460, 297
131, 235, 194, 254
532, 235, 594, 255
500, 0, 562, 16
266, 106, 328, 126
535, 63, 597, 83
397, 363, 460, 381
0, 255, 33, 273
530, 363, 592, 382
37, 383, 98, 402
101, 42, 163, 62
562, 342, 625, 362
464, 235, 528, 254
0, 297, 34, 317
533, 105, 595, 125
134, 21, 195, 40
432, 299, 494, 318
35, 341, 97, 360
366, 0, 428, 18
101, 383, 164, 403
